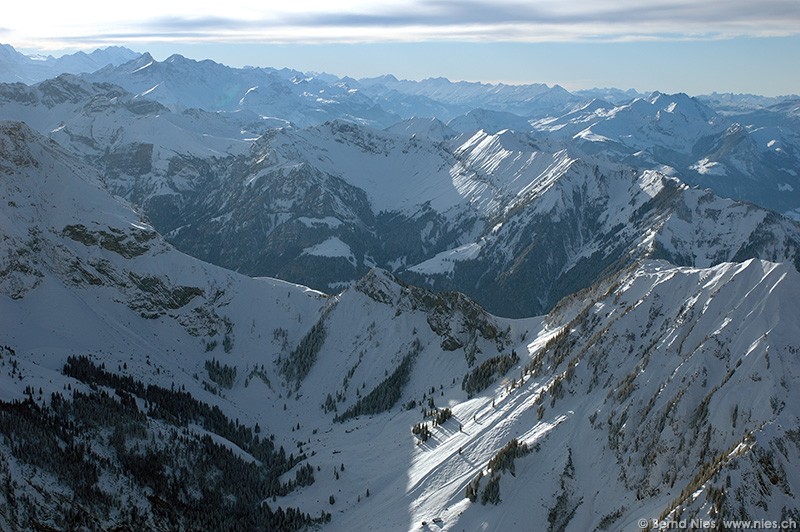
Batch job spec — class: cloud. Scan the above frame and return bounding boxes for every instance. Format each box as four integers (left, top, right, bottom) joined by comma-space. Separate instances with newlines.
148, 16, 248, 31
15, 0, 800, 47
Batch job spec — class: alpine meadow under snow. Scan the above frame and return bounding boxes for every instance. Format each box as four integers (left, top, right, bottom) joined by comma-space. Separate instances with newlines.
0, 43, 799, 531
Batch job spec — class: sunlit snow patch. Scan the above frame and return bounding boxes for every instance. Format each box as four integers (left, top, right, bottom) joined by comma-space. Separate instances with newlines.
130, 61, 153, 74
301, 237, 356, 264
137, 83, 160, 98
297, 216, 343, 229
690, 158, 727, 176
639, 170, 665, 198
408, 242, 483, 275
239, 86, 258, 105
573, 127, 612, 143
253, 276, 327, 296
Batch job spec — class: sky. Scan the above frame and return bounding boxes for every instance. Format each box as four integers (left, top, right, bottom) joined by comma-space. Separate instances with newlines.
3, 0, 800, 95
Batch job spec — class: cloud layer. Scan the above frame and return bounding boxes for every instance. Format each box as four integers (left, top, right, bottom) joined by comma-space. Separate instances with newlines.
7, 0, 800, 48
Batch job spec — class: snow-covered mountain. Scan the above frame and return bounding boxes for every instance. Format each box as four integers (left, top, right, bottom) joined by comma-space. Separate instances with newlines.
0, 74, 259, 154
355, 76, 585, 120
431, 257, 800, 531
85, 53, 400, 128
0, 43, 139, 84
84, 58, 588, 125
533, 92, 800, 216
385, 116, 457, 141
47, 49, 799, 219
574, 87, 645, 105
534, 91, 724, 153
697, 92, 798, 115
0, 74, 266, 219
2, 121, 798, 531
405, 147, 800, 317
3, 72, 799, 320
446, 108, 534, 135
133, 118, 800, 318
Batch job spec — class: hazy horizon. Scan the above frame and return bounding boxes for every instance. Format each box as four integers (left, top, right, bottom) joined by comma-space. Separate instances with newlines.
3, 0, 800, 96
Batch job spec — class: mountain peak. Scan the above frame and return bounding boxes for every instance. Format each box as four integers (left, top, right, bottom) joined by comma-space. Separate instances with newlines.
164, 53, 189, 63
364, 73, 399, 84
355, 268, 404, 302
124, 52, 154, 72
0, 42, 25, 58
549, 84, 571, 95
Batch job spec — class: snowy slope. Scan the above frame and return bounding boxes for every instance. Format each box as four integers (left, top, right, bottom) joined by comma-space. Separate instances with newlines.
268, 259, 800, 532
400, 150, 800, 317
150, 122, 587, 303
377, 258, 800, 531
0, 121, 513, 528
250, 121, 465, 214
0, 120, 324, 355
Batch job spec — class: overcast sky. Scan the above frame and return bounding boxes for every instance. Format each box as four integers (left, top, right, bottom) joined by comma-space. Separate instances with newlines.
4, 0, 799, 95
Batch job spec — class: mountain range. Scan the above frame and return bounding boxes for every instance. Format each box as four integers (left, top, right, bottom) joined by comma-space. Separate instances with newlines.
0, 43, 139, 84
1, 44, 799, 531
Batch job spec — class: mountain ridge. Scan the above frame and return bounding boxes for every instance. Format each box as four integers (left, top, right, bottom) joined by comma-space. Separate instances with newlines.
0, 43, 140, 84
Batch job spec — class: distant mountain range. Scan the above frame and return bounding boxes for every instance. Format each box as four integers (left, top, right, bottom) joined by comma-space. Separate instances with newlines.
0, 43, 139, 84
